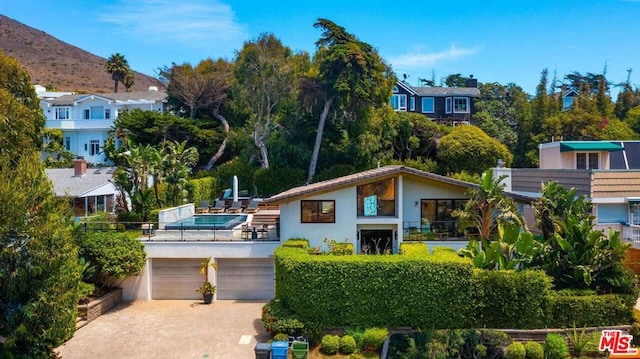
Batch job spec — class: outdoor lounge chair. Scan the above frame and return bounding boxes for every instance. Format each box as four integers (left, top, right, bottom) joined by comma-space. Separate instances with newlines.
244, 200, 260, 214
208, 200, 226, 214
195, 200, 210, 214
227, 201, 243, 213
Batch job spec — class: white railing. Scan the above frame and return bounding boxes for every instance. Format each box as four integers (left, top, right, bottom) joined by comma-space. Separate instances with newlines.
622, 224, 640, 244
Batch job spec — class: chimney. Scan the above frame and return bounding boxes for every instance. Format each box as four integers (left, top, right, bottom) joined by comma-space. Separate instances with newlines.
74, 157, 87, 177
465, 74, 478, 88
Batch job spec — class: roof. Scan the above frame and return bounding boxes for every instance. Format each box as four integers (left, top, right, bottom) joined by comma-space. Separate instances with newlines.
559, 141, 624, 152
42, 90, 167, 106
267, 165, 534, 204
46, 167, 117, 197
412, 86, 480, 97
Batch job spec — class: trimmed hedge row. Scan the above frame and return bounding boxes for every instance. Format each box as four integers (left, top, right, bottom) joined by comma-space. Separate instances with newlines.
275, 245, 476, 329
274, 240, 634, 330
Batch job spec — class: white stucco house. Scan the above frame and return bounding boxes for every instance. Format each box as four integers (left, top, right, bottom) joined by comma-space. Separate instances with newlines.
40, 88, 167, 164
267, 165, 535, 254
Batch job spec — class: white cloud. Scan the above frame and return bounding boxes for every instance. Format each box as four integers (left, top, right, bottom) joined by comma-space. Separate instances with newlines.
99, 0, 247, 46
389, 44, 479, 68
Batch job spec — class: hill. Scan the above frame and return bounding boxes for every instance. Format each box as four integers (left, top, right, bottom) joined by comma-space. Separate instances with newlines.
0, 15, 163, 93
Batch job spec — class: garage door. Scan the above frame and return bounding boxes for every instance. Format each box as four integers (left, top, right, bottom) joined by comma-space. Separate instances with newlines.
152, 258, 203, 300
217, 258, 274, 300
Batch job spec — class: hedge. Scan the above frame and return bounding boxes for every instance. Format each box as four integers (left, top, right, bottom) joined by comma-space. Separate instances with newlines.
254, 167, 306, 197
274, 240, 635, 330
545, 291, 635, 327
274, 245, 476, 329
474, 269, 551, 329
188, 177, 218, 203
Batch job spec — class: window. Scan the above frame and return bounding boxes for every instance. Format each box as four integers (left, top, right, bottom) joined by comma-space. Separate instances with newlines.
410, 97, 415, 111
445, 97, 452, 114
301, 200, 335, 223
421, 97, 434, 113
84, 109, 90, 119
55, 107, 70, 120
563, 97, 574, 110
421, 199, 468, 237
453, 97, 469, 113
90, 106, 104, 119
576, 152, 599, 169
357, 178, 395, 216
105, 108, 111, 119
391, 94, 407, 111
65, 137, 71, 151
89, 140, 100, 156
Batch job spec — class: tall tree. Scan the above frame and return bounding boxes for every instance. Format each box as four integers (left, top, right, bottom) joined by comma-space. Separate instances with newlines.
0, 53, 79, 357
159, 59, 233, 170
303, 18, 394, 183
106, 53, 132, 93
234, 33, 296, 169
444, 73, 469, 87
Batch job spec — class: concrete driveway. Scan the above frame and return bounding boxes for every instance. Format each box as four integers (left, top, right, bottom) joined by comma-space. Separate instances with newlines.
56, 300, 270, 359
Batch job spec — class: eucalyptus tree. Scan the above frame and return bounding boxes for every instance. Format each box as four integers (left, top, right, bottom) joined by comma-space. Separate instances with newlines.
302, 18, 395, 183
159, 59, 233, 170
105, 53, 132, 93
234, 33, 296, 169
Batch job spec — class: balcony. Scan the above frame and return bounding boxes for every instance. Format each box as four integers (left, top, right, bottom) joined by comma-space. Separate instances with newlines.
402, 220, 467, 241
46, 119, 113, 130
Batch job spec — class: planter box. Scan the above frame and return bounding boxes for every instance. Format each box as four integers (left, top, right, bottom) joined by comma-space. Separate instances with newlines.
78, 288, 123, 323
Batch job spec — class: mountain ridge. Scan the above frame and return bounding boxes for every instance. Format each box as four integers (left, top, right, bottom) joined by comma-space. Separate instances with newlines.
0, 14, 164, 93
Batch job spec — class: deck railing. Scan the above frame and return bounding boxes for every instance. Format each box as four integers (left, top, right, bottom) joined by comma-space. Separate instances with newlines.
402, 220, 465, 241
77, 221, 279, 242
622, 224, 640, 244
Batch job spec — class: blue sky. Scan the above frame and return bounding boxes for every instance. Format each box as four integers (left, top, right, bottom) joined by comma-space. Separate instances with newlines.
2, 0, 639, 95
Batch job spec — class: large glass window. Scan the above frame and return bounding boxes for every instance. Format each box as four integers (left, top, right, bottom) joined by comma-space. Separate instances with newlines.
576, 152, 599, 169
391, 94, 407, 111
421, 97, 434, 113
357, 178, 395, 216
55, 107, 70, 119
453, 97, 469, 113
90, 106, 104, 119
301, 200, 335, 223
421, 199, 467, 237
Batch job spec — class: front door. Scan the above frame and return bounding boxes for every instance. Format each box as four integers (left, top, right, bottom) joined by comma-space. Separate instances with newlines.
359, 229, 393, 254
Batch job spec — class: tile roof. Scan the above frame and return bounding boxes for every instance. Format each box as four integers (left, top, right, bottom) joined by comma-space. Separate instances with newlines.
46, 167, 117, 197
267, 165, 534, 204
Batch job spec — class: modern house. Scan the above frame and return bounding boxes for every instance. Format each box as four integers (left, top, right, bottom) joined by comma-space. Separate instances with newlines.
390, 77, 480, 125
268, 165, 534, 254
45, 157, 118, 217
40, 88, 167, 164
495, 141, 640, 244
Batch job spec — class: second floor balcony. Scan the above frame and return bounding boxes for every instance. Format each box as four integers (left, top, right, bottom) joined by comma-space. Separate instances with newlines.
46, 119, 113, 130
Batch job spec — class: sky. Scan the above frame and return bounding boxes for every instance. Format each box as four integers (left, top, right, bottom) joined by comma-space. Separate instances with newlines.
1, 0, 640, 95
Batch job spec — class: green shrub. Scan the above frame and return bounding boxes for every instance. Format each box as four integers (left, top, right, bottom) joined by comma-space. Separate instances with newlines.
274, 245, 476, 329
505, 342, 526, 359
480, 329, 511, 359
331, 242, 354, 255
524, 341, 543, 359
362, 327, 388, 351
631, 322, 640, 346
188, 176, 218, 203
78, 281, 95, 301
321, 334, 340, 354
282, 238, 309, 249
80, 232, 146, 289
261, 300, 305, 336
116, 211, 142, 227
565, 324, 594, 357
475, 269, 551, 329
345, 328, 365, 350
273, 333, 289, 341
400, 242, 430, 256
545, 291, 635, 327
340, 335, 357, 354
211, 157, 256, 195
543, 333, 569, 359
254, 167, 305, 197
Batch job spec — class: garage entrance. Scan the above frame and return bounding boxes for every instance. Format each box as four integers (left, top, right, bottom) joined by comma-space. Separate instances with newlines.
216, 258, 275, 300
152, 258, 202, 300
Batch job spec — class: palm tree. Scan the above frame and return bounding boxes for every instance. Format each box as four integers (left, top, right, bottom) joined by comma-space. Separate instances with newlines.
106, 53, 130, 93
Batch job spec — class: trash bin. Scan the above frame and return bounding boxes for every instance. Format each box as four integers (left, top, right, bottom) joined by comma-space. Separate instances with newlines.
291, 341, 309, 359
270, 341, 289, 359
254, 342, 270, 359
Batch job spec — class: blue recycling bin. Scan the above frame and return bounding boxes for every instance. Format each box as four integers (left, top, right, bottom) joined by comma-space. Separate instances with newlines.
270, 341, 289, 359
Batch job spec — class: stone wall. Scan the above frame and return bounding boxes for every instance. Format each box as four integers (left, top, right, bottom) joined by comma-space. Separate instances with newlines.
78, 288, 123, 322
